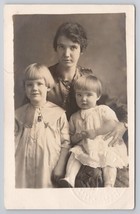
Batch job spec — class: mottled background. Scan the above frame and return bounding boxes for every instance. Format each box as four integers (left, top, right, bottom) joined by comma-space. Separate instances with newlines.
13, 13, 127, 109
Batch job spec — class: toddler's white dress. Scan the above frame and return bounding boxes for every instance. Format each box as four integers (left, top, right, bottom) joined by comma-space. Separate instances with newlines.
69, 105, 128, 169
15, 102, 70, 188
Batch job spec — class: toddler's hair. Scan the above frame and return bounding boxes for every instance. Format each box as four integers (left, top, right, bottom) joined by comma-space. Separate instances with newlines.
74, 75, 102, 98
23, 63, 54, 89
53, 22, 88, 52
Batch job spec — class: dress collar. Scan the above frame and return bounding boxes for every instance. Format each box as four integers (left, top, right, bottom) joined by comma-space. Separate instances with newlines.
80, 107, 98, 120
54, 63, 82, 82
15, 102, 65, 128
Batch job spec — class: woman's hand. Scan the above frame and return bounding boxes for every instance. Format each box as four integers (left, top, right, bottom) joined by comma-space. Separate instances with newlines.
104, 121, 127, 147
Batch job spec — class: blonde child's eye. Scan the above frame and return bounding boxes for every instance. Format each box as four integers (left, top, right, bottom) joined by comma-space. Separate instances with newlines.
38, 82, 43, 86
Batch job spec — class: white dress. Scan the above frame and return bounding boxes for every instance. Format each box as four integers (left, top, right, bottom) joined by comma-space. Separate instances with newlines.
15, 102, 70, 188
69, 105, 128, 169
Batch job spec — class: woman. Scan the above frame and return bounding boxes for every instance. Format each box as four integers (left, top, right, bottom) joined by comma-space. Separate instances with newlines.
47, 22, 128, 187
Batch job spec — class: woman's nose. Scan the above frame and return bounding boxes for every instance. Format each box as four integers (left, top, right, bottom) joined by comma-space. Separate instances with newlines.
64, 48, 70, 57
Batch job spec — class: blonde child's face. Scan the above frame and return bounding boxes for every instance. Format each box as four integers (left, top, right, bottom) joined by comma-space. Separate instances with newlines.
75, 89, 99, 110
25, 78, 48, 106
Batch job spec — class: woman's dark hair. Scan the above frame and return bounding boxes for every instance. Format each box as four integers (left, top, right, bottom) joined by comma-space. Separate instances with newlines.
53, 22, 88, 52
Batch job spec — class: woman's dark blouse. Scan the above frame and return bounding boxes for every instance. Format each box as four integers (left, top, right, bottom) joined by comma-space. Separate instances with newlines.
48, 63, 127, 122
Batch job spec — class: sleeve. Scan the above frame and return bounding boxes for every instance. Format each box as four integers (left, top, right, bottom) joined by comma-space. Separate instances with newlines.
59, 112, 70, 149
101, 105, 119, 122
15, 119, 19, 136
97, 94, 127, 122
69, 115, 76, 136
14, 118, 23, 152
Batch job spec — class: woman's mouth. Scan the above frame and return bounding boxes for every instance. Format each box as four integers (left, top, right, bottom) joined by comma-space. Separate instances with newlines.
63, 59, 72, 63
32, 93, 39, 96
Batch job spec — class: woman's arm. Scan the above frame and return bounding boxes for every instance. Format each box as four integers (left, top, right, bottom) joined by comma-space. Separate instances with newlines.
97, 95, 128, 145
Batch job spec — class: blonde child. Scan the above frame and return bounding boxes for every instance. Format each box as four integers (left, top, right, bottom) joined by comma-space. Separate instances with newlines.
15, 63, 70, 188
59, 75, 128, 187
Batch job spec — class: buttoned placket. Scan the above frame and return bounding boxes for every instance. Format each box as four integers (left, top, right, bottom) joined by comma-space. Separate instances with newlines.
58, 68, 79, 109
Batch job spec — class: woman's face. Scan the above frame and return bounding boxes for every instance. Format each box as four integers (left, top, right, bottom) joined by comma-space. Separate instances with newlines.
56, 35, 81, 69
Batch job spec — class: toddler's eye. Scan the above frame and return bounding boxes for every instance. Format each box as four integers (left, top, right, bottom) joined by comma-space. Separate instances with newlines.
87, 93, 92, 96
26, 83, 33, 87
87, 93, 94, 97
77, 93, 81, 97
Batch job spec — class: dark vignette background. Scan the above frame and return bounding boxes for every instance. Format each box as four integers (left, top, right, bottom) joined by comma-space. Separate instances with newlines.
13, 13, 127, 109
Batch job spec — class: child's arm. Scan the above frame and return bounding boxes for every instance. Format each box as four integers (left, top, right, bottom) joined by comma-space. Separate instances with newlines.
86, 120, 117, 140
52, 146, 69, 180
52, 113, 70, 181
69, 114, 87, 145
71, 132, 87, 145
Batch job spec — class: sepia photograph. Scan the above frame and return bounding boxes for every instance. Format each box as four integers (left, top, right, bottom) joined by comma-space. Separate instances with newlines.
4, 4, 135, 209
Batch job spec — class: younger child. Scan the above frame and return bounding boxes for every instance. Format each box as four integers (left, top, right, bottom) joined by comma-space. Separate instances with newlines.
59, 75, 128, 187
15, 63, 70, 188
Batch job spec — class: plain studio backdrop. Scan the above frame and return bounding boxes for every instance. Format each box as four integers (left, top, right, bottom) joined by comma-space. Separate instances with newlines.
13, 13, 127, 109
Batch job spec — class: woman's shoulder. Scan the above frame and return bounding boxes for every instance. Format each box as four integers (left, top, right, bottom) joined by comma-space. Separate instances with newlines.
78, 66, 94, 76
48, 63, 59, 80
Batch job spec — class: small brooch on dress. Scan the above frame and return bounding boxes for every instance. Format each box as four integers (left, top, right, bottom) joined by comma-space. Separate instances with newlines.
38, 115, 42, 122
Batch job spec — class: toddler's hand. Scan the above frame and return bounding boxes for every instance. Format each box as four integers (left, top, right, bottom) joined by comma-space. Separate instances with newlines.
81, 131, 88, 138
75, 132, 87, 141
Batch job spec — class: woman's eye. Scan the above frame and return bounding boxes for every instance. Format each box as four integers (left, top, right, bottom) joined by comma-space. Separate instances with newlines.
57, 44, 64, 50
71, 46, 77, 51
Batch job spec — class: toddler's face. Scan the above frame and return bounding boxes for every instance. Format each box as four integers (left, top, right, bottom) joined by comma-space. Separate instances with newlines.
75, 90, 99, 110
25, 78, 48, 106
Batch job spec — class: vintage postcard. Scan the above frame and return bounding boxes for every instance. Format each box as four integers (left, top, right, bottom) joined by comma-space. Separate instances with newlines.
4, 4, 135, 209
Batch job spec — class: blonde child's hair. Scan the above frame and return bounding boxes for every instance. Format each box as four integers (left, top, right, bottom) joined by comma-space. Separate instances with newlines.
74, 74, 102, 98
23, 63, 54, 89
